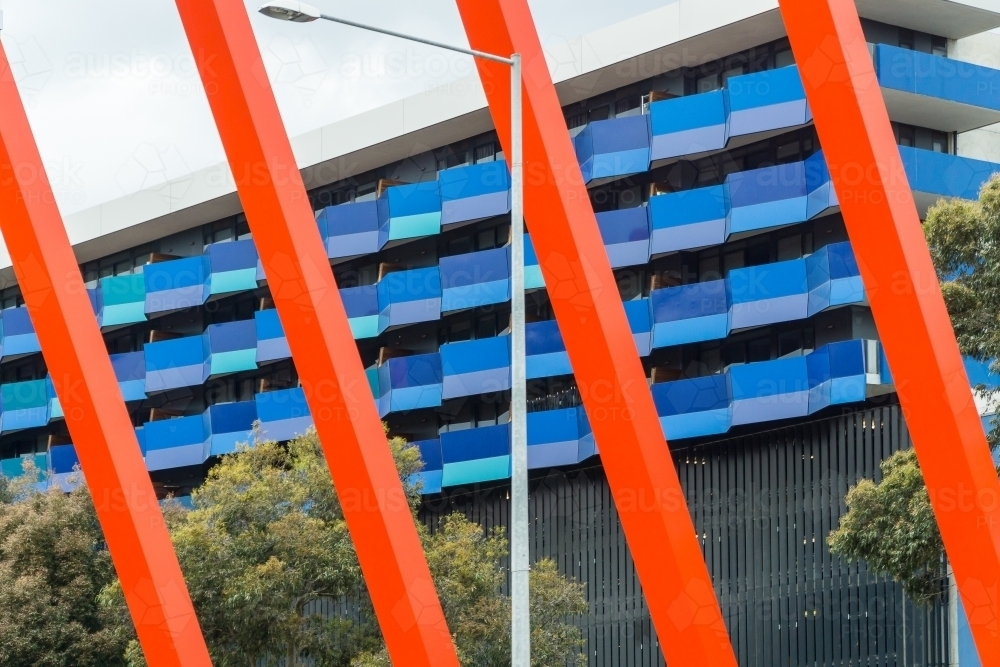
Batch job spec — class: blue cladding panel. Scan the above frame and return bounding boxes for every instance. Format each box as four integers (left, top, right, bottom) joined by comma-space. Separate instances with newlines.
378, 268, 442, 328
876, 44, 1000, 112
441, 423, 510, 463
255, 308, 284, 340
526, 320, 565, 356
255, 388, 312, 442
144, 256, 210, 313
597, 208, 651, 267
208, 319, 257, 354
649, 186, 727, 253
317, 200, 386, 258
208, 239, 257, 272
49, 444, 79, 474
439, 162, 511, 225
110, 351, 145, 382
648, 90, 727, 161
731, 356, 810, 425
652, 281, 728, 347
440, 247, 510, 311
2, 307, 34, 337
341, 285, 380, 318
145, 336, 210, 391
726, 66, 809, 136
380, 181, 442, 240
575, 116, 651, 182
899, 146, 1000, 201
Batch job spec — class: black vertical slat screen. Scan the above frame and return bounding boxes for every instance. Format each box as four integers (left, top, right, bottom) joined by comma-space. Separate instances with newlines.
420, 403, 951, 666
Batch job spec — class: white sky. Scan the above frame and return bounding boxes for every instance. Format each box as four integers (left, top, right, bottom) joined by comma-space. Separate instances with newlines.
0, 0, 669, 215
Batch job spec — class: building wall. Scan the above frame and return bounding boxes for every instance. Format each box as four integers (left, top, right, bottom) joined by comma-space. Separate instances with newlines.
422, 403, 951, 666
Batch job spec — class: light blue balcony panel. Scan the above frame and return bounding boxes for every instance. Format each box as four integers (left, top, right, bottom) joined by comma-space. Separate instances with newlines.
378, 181, 442, 241
623, 299, 653, 356
144, 414, 209, 471
649, 186, 727, 255
524, 235, 544, 289
317, 200, 387, 259
439, 161, 511, 225
648, 90, 727, 162
726, 66, 809, 137
144, 336, 210, 392
730, 356, 810, 426
255, 388, 312, 442
144, 256, 210, 314
441, 336, 511, 400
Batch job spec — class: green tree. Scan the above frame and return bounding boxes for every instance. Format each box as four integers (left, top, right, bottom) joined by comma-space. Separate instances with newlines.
0, 463, 129, 667
829, 174, 1000, 601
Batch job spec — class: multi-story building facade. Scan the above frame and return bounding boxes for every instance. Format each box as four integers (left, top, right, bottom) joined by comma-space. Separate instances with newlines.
2, 1, 1000, 664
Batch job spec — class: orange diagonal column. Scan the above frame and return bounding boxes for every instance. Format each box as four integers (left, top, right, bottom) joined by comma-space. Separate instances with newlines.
780, 0, 1000, 662
0, 44, 211, 667
171, 2, 459, 665
455, 1, 738, 664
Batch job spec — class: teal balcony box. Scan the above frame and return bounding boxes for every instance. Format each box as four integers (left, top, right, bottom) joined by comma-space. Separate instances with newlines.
98, 273, 147, 327
1, 379, 54, 432
378, 181, 442, 242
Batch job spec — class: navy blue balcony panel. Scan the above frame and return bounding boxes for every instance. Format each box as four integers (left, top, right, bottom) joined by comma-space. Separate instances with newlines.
874, 44, 1000, 132
255, 308, 290, 363
144, 335, 210, 393
727, 151, 835, 235
574, 114, 651, 183
526, 320, 572, 379
206, 401, 258, 456
596, 207, 652, 268
0, 306, 39, 359
142, 413, 209, 472
375, 353, 443, 417
342, 284, 380, 339
654, 374, 732, 440
317, 200, 387, 260
377, 267, 442, 330
439, 161, 511, 226
440, 246, 511, 312
526, 406, 595, 469
440, 336, 512, 400
208, 320, 258, 376
378, 180, 442, 242
725, 66, 811, 138
807, 339, 873, 413
207, 239, 259, 296
111, 351, 147, 402
651, 281, 729, 348
48, 443, 80, 490
411, 438, 444, 494
144, 255, 210, 315
256, 387, 311, 442
440, 422, 511, 487
900, 146, 1000, 210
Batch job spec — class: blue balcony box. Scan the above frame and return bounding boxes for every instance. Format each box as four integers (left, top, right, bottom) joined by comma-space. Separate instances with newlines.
207, 239, 259, 296
730, 356, 809, 426
49, 444, 79, 475
624, 298, 653, 357
805, 242, 864, 315
727, 160, 810, 235
596, 207, 651, 268
377, 267, 442, 330
649, 185, 727, 255
1, 379, 52, 432
729, 258, 808, 330
524, 235, 544, 289
648, 90, 727, 162
441, 336, 511, 400
439, 161, 511, 226
875, 44, 1000, 131
317, 200, 387, 259
143, 414, 209, 472
378, 181, 442, 241
899, 146, 1000, 204
110, 351, 147, 402
526, 320, 572, 379
376, 353, 443, 416
208, 320, 258, 376
255, 387, 312, 442
725, 66, 809, 138
652, 374, 732, 440
144, 334, 210, 392
574, 115, 651, 184
441, 422, 511, 487
808, 340, 867, 413
144, 256, 210, 314
255, 308, 291, 363
0, 307, 39, 358
805, 150, 838, 219
411, 438, 444, 494
99, 274, 147, 327
0, 453, 47, 480
365, 364, 380, 399
207, 400, 258, 456
87, 288, 101, 318
440, 246, 511, 312
340, 284, 381, 339
651, 280, 729, 348
527, 406, 588, 469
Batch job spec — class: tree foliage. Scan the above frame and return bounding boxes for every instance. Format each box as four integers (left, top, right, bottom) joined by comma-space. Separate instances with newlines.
828, 450, 945, 604
0, 463, 129, 667
829, 175, 1000, 603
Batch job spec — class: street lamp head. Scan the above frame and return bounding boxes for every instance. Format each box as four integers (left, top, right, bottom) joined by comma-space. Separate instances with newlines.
258, 1, 321, 22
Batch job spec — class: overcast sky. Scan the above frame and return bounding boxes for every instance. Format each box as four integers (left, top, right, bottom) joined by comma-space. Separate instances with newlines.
0, 0, 669, 215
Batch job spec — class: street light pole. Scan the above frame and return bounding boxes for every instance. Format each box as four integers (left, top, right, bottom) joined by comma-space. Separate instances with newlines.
258, 4, 529, 665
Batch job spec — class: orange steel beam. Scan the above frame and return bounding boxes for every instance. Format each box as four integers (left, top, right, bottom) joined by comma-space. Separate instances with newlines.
171, 1, 459, 665
455, 1, 738, 664
781, 0, 1000, 662
0, 44, 211, 667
